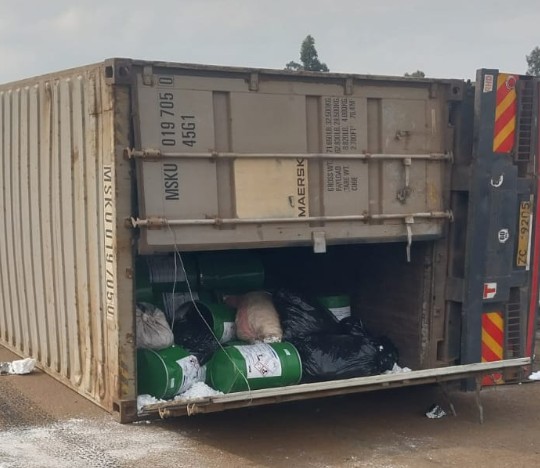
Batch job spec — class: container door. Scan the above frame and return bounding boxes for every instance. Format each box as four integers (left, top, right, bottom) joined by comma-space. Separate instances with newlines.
129, 64, 455, 253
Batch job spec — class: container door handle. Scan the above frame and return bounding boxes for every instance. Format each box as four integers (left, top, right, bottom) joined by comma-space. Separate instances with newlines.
405, 216, 415, 262
396, 158, 412, 204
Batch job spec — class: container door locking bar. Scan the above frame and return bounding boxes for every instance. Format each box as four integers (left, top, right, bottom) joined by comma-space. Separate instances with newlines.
125, 148, 452, 162
130, 211, 454, 229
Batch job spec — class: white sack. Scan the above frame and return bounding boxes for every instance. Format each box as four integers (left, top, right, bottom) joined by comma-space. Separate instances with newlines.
136, 303, 174, 349
231, 292, 283, 343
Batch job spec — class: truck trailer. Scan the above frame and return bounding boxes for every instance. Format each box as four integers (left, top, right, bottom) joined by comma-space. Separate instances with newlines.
0, 59, 535, 422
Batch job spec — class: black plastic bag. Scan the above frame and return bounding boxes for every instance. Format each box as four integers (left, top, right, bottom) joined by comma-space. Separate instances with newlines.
374, 336, 399, 372
339, 316, 366, 337
295, 333, 398, 382
273, 289, 339, 341
172, 307, 220, 364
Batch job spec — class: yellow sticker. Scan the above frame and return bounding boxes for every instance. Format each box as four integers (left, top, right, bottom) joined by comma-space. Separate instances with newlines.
516, 200, 532, 267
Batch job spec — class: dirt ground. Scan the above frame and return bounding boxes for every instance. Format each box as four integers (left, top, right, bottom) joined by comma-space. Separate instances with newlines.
1, 345, 540, 468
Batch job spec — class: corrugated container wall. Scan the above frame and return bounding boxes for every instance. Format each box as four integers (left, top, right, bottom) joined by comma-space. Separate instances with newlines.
0, 64, 134, 411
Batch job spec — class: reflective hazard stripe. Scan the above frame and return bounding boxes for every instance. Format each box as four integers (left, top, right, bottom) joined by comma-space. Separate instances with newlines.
493, 74, 518, 153
481, 311, 505, 385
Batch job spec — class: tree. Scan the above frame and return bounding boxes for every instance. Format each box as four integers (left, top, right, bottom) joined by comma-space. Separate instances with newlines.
286, 35, 329, 72
526, 47, 540, 76
285, 60, 303, 71
404, 70, 426, 78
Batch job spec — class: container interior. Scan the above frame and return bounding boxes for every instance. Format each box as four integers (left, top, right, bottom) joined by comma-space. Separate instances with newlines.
135, 239, 433, 395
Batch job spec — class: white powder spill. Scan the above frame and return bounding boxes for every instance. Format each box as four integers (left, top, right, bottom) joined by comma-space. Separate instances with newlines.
137, 383, 223, 414
137, 394, 166, 412
175, 382, 223, 400
0, 417, 201, 468
384, 363, 412, 374
528, 371, 540, 381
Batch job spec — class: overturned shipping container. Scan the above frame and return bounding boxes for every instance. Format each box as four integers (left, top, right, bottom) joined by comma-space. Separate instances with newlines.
0, 59, 536, 422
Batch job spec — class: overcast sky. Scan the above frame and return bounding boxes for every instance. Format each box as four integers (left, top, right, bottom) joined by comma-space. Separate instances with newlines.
1, 0, 539, 83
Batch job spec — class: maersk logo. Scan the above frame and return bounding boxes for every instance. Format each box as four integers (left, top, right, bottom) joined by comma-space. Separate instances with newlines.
296, 158, 307, 217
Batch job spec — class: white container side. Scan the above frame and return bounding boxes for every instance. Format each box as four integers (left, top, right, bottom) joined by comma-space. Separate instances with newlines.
0, 63, 134, 415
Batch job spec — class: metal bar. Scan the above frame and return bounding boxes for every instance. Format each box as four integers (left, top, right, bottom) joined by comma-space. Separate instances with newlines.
125, 148, 451, 161
438, 382, 457, 416
139, 357, 530, 418
131, 211, 453, 229
475, 376, 484, 424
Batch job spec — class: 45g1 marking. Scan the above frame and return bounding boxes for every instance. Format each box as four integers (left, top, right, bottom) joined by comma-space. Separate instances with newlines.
180, 115, 196, 147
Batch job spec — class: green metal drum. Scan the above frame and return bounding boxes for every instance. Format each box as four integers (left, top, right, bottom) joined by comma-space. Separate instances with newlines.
136, 255, 199, 295
316, 294, 351, 321
137, 345, 203, 399
184, 300, 237, 343
207, 342, 302, 393
135, 283, 156, 304
198, 251, 264, 293
160, 290, 215, 320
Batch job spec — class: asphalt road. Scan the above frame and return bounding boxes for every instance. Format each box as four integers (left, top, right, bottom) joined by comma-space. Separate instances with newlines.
1, 345, 540, 468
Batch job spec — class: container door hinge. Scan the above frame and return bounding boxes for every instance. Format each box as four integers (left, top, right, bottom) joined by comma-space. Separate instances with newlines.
344, 77, 354, 95
142, 65, 154, 86
429, 83, 438, 99
312, 231, 327, 254
124, 147, 162, 160
131, 216, 168, 229
405, 216, 414, 262
249, 72, 259, 91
